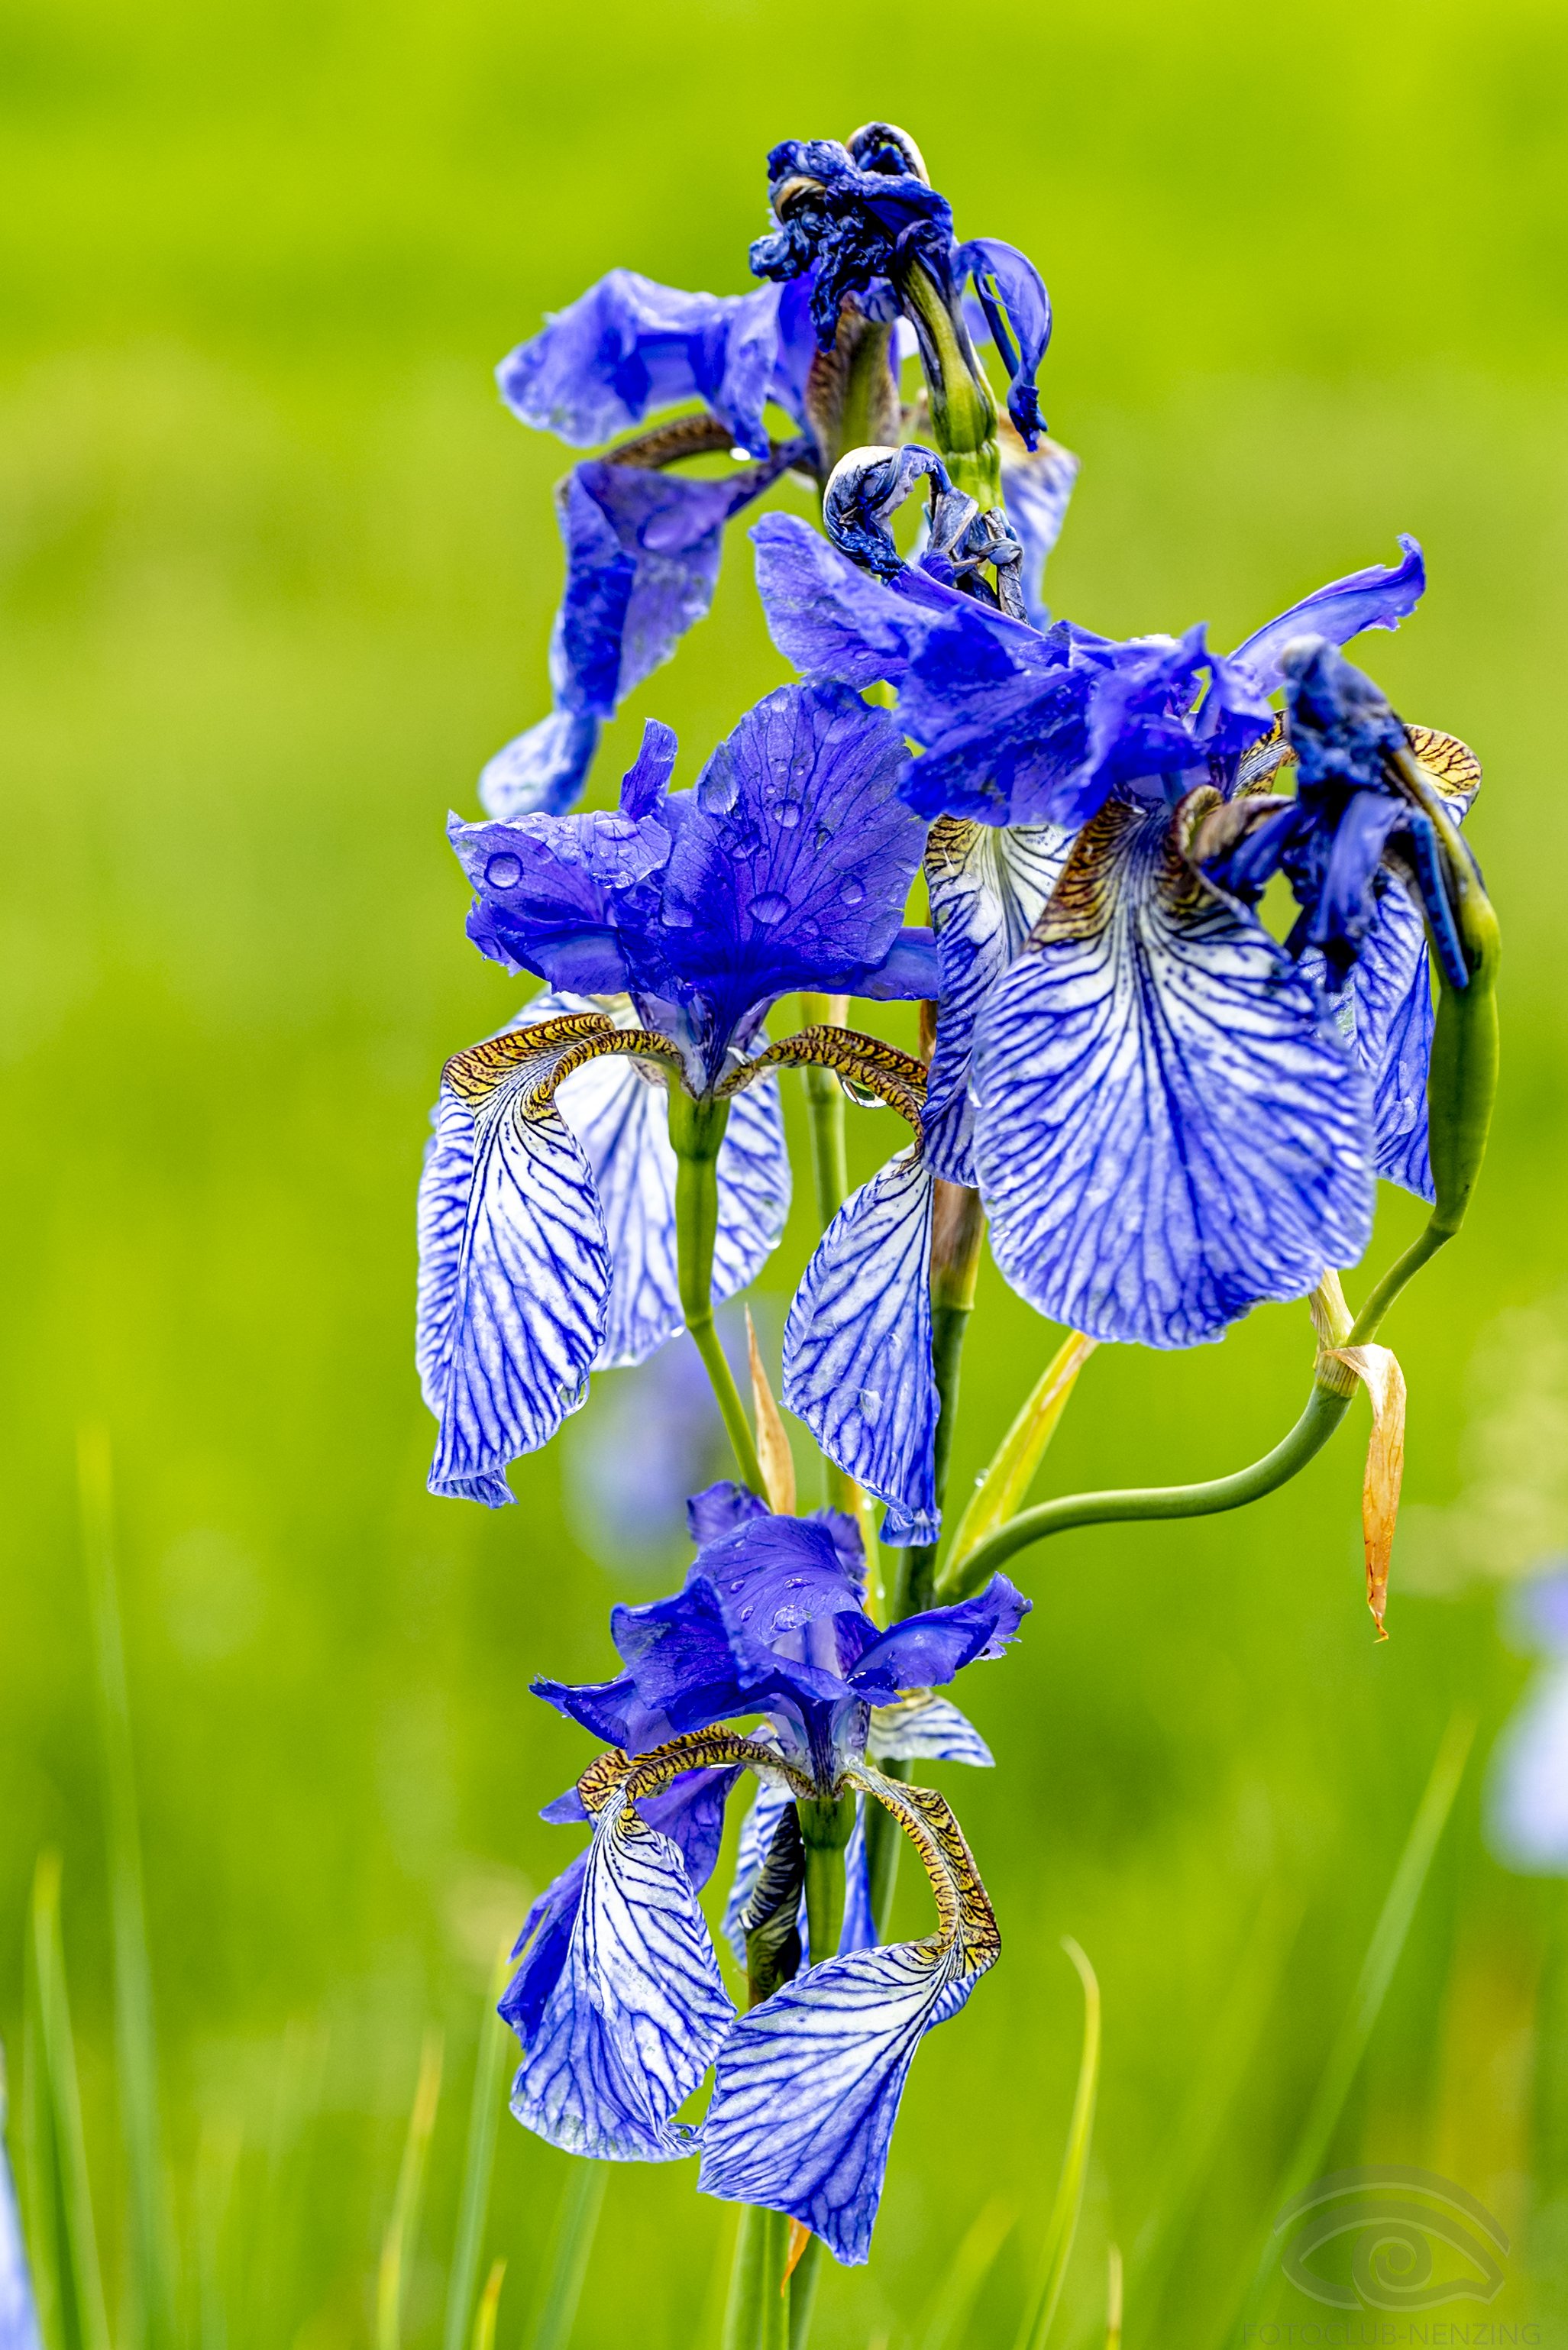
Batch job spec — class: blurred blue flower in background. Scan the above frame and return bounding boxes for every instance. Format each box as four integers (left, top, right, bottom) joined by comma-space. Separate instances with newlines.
563, 1319, 747, 1569
1488, 1563, 1568, 1873
1, 2051, 41, 2350
500, 1486, 1025, 2263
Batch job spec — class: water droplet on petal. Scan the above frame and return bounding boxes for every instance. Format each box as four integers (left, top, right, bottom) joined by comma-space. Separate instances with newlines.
857, 1387, 882, 1419
485, 852, 523, 890
839, 876, 865, 908
751, 891, 788, 926
777, 797, 802, 829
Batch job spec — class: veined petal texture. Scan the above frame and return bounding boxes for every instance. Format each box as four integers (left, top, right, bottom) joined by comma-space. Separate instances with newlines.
509, 1776, 736, 2161
868, 1692, 995, 1768
503, 995, 789, 1368
1330, 884, 1436, 1202
924, 816, 1073, 1182
700, 1772, 997, 2265
721, 1777, 796, 1966
479, 710, 602, 821
972, 799, 1375, 1348
418, 1027, 613, 1503
783, 1154, 939, 1546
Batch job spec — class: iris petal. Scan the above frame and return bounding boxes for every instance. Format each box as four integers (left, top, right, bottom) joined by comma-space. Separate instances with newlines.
479, 710, 602, 822
999, 436, 1078, 631
509, 1775, 736, 2161
783, 1154, 939, 1545
496, 269, 783, 457
419, 1035, 613, 1503
972, 798, 1376, 1348
924, 816, 1074, 1182
1230, 535, 1426, 695
868, 1693, 994, 1768
721, 1777, 796, 1965
700, 1770, 997, 2266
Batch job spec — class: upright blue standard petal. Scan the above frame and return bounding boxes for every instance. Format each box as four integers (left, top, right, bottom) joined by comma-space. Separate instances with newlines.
497, 270, 784, 458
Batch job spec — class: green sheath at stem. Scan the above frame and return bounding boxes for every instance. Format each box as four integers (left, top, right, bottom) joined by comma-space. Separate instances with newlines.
938, 1380, 1354, 1602
669, 1087, 766, 1495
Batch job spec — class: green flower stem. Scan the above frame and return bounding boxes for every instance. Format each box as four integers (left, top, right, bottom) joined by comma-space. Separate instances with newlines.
895, 257, 1001, 511
799, 1794, 855, 1962
758, 2209, 792, 2350
669, 1087, 766, 1495
787, 2236, 822, 2349
720, 2207, 766, 2350
795, 994, 858, 1514
871, 1181, 986, 1933
936, 1378, 1355, 1602
795, 993, 850, 1229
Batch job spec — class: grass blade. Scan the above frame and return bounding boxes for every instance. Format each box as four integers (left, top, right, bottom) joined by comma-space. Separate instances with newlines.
377, 2028, 444, 2350
27, 1855, 112, 2350
78, 1424, 176, 2350
441, 1954, 512, 2350
1222, 1710, 1473, 2339
470, 2258, 505, 2350
1126, 1887, 1301, 2339
525, 2163, 606, 2350
946, 1337, 1097, 1579
1014, 1938, 1102, 2350
1104, 2246, 1122, 2350
916, 2196, 1014, 2350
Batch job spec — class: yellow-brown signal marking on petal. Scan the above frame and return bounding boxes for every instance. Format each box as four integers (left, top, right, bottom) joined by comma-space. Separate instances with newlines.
519, 1027, 682, 1120
1236, 719, 1294, 797
575, 1731, 816, 1831
721, 1024, 927, 1142
441, 1011, 613, 1106
1405, 724, 1481, 803
851, 1763, 1000, 1978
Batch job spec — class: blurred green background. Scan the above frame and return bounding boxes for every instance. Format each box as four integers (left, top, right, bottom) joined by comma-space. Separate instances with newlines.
3, 0, 1566, 2342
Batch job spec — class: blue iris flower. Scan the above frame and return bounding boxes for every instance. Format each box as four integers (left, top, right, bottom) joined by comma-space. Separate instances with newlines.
752, 122, 1052, 451
484, 270, 820, 818
1200, 638, 1482, 1202
1, 2065, 41, 2350
754, 451, 1457, 1367
499, 1483, 1026, 2266
417, 681, 939, 1509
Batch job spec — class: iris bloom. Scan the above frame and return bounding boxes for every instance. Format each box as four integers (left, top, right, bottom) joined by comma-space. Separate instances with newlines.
481, 121, 1058, 817
417, 680, 939, 1510
1201, 638, 1482, 1202
500, 1482, 1026, 2265
756, 451, 1473, 1380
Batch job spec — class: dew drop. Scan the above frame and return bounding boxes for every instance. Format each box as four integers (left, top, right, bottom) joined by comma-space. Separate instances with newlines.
751, 891, 788, 926
839, 876, 865, 908
777, 797, 802, 829
857, 1387, 882, 1419
485, 852, 523, 890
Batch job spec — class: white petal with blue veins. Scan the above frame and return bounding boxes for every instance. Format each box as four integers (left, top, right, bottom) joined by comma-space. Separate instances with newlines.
783, 1153, 939, 1545
972, 798, 1376, 1349
510, 1778, 735, 2161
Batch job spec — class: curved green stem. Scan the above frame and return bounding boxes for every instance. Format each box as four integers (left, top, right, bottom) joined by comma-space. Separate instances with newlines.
937, 1380, 1353, 1602
670, 1088, 766, 1495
